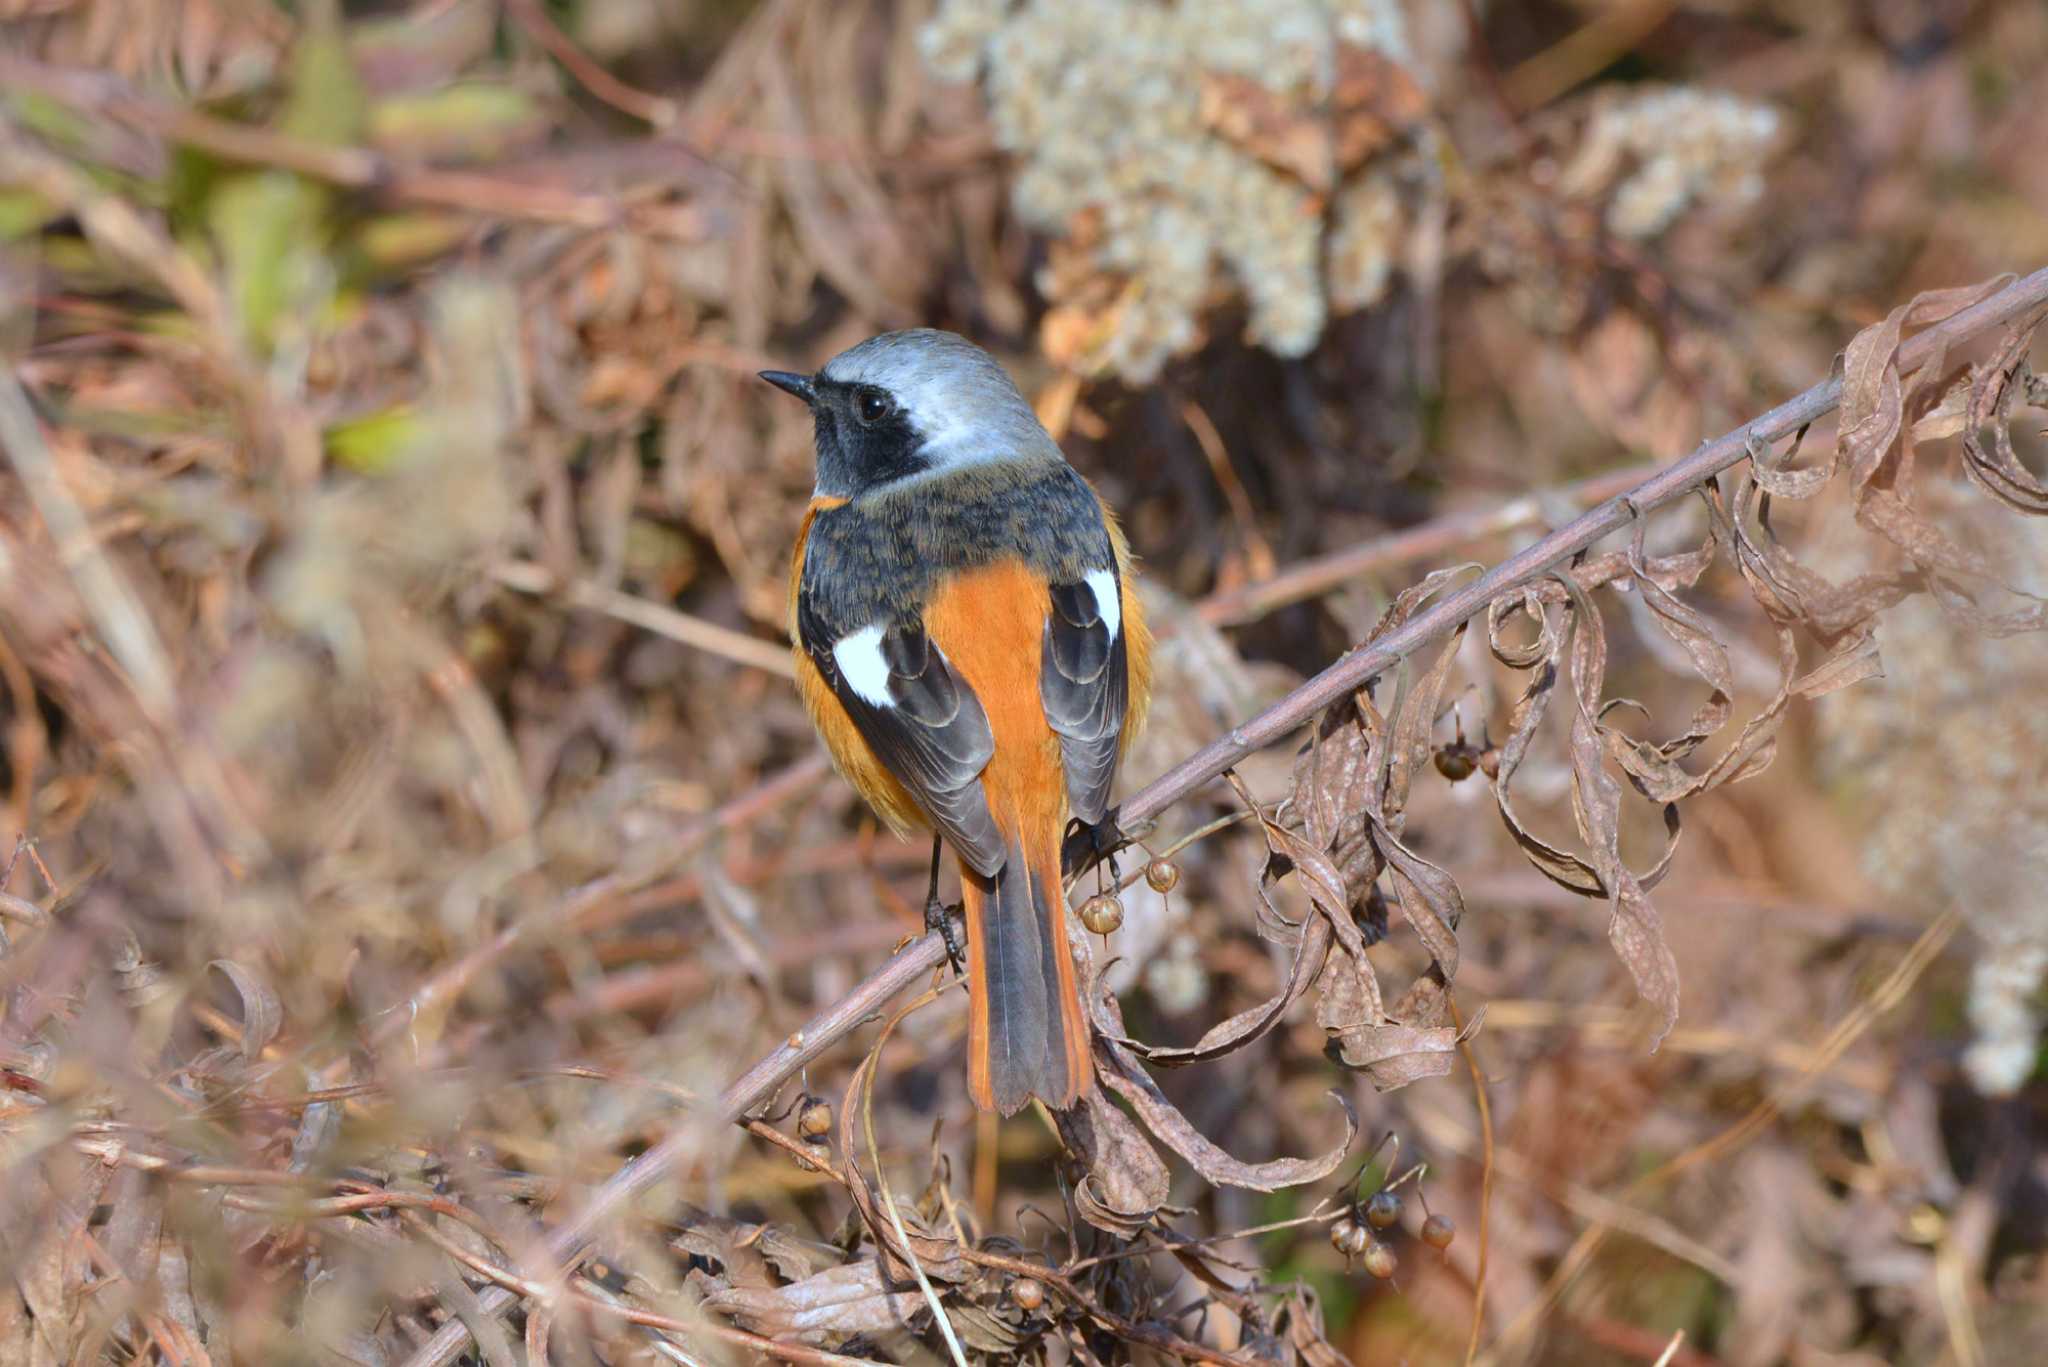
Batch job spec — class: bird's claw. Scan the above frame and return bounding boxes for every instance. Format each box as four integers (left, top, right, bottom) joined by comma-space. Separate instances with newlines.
926, 895, 966, 977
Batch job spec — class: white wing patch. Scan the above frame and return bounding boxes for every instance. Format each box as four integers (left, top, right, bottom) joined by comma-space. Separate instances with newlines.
1085, 568, 1121, 642
832, 624, 895, 708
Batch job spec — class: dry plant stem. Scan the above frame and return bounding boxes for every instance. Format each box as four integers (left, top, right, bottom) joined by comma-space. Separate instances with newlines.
0, 55, 697, 234
404, 269, 2048, 1367
384, 752, 827, 1049
504, 0, 680, 128
1454, 997, 1493, 1367
492, 560, 796, 677
399, 952, 960, 1367
1196, 460, 1660, 627
1476, 908, 1964, 1366
0, 360, 177, 723
1128, 265, 2048, 832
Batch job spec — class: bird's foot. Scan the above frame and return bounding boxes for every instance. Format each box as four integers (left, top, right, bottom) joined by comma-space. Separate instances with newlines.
926, 894, 966, 977
1062, 809, 1140, 884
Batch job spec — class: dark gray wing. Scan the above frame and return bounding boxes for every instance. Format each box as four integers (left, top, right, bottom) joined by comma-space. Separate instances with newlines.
1040, 575, 1129, 824
797, 590, 1005, 877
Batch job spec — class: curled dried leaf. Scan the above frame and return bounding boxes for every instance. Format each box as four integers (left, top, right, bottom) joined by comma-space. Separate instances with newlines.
1054, 1087, 1175, 1236
703, 1260, 924, 1344
1558, 572, 1680, 1042
1094, 1023, 1357, 1192
207, 958, 283, 1059
1490, 596, 1605, 897
1961, 321, 2048, 515
836, 1003, 971, 1286
1841, 279, 2048, 633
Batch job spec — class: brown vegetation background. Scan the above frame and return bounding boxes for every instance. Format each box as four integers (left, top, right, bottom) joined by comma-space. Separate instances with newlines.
2, 2, 2046, 1365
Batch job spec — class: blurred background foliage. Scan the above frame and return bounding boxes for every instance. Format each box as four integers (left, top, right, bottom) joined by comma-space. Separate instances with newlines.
0, 1, 2045, 1364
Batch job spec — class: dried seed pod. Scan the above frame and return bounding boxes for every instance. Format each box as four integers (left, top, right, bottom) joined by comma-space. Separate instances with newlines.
1144, 857, 1181, 894
1478, 745, 1501, 779
1330, 1217, 1369, 1257
1012, 1277, 1045, 1312
1080, 892, 1124, 935
1434, 743, 1478, 781
1364, 1189, 1401, 1229
1361, 1240, 1397, 1280
796, 1097, 833, 1141
1421, 1214, 1455, 1250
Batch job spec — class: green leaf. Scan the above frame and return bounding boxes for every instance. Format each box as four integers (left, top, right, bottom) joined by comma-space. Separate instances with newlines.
368, 84, 546, 163
325, 404, 428, 475
208, 171, 330, 352
280, 2, 368, 147
0, 189, 59, 241
352, 214, 473, 274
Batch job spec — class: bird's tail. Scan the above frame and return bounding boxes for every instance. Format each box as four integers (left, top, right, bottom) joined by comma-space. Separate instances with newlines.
962, 827, 1092, 1115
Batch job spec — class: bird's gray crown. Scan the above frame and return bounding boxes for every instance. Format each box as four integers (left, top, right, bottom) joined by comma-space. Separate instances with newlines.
820, 329, 1062, 475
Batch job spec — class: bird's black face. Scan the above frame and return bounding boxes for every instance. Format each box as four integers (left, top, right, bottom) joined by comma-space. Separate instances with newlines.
760, 371, 927, 498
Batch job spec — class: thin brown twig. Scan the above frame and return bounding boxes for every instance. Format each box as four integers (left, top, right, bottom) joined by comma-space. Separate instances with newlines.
503, 0, 680, 128
1454, 995, 1492, 1367
401, 265, 2048, 1367
491, 560, 796, 678
1475, 907, 1963, 1365
0, 55, 702, 235
382, 752, 826, 1048
958, 1247, 1250, 1367
1195, 460, 1659, 627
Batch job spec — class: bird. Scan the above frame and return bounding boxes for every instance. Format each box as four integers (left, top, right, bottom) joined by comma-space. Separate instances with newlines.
761, 330, 1151, 1116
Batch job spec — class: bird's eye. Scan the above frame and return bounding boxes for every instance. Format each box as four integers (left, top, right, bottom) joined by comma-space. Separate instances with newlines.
856, 389, 893, 426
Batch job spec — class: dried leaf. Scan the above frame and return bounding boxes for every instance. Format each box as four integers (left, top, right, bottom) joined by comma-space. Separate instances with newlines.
1839, 278, 2048, 632
1199, 72, 1334, 191
1620, 504, 1734, 765
1095, 914, 1330, 1068
674, 1208, 781, 1292
945, 1298, 1032, 1354
1961, 325, 2048, 515
1489, 593, 1605, 896
1330, 44, 1430, 169
1096, 772, 1341, 1067
1314, 940, 1385, 1038
837, 1027, 970, 1286
1370, 821, 1464, 977
1332, 1020, 1462, 1089
704, 1259, 924, 1343
1383, 619, 1469, 820
207, 958, 283, 1059
1054, 1088, 1174, 1237
1558, 573, 1680, 1042
1095, 1037, 1356, 1193
1320, 955, 1466, 1088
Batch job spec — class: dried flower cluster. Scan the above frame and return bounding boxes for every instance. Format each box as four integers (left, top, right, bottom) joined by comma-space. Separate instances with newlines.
1816, 493, 2048, 1094
1559, 85, 1781, 239
921, 0, 1433, 380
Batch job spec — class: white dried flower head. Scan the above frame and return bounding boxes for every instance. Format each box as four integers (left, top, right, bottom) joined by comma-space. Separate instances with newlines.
1329, 170, 1404, 311
1565, 85, 1781, 240
1332, 0, 1411, 61
1964, 943, 2048, 1095
1811, 485, 2048, 1096
917, 0, 1009, 83
924, 0, 1421, 380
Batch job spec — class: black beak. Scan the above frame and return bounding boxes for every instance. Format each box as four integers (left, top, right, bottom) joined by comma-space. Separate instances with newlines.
758, 370, 816, 405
